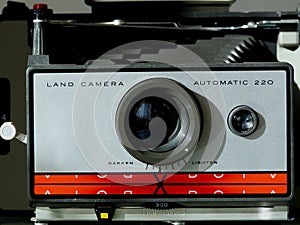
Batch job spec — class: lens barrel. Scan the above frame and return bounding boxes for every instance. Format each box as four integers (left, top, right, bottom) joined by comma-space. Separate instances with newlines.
115, 78, 202, 166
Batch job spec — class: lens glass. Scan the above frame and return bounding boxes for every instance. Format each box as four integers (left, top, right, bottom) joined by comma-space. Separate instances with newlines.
129, 97, 180, 152
232, 109, 255, 134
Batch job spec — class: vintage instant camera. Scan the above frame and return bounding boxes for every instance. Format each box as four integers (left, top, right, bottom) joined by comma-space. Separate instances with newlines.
0, 0, 299, 223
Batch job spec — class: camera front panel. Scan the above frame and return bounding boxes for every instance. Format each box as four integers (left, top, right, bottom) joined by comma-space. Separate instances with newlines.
27, 64, 293, 205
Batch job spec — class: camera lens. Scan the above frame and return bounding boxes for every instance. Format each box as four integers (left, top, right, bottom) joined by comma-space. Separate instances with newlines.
116, 78, 202, 166
228, 105, 259, 137
129, 97, 180, 152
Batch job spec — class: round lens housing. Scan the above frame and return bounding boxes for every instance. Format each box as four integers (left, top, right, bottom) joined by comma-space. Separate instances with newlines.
115, 78, 202, 166
228, 105, 259, 137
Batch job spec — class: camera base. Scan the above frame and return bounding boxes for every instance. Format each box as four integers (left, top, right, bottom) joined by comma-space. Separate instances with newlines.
33, 206, 291, 223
